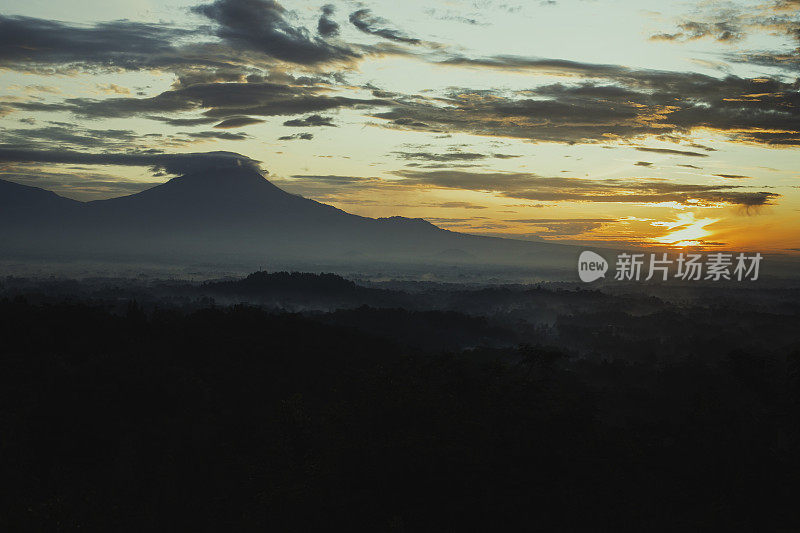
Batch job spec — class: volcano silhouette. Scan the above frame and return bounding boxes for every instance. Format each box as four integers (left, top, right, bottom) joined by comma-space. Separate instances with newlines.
0, 161, 576, 269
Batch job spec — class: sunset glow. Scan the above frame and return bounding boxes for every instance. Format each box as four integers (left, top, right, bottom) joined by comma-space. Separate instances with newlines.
0, 0, 798, 252
652, 213, 721, 248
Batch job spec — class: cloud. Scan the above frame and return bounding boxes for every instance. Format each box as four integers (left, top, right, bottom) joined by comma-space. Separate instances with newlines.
96, 84, 130, 95
391, 150, 522, 163
505, 218, 616, 235
213, 116, 266, 128
423, 9, 487, 26
392, 151, 488, 162
390, 169, 780, 208
436, 55, 638, 77
317, 4, 339, 37
10, 51, 793, 151
193, 0, 359, 65
24, 85, 62, 94
282, 114, 336, 127
1, 0, 798, 190
687, 143, 716, 152
429, 201, 488, 209
0, 147, 261, 175
635, 147, 709, 157
272, 173, 385, 199
383, 58, 800, 146
3, 80, 391, 122
714, 174, 753, 179
278, 132, 313, 140
650, 21, 744, 43
510, 218, 616, 223
170, 69, 251, 89
372, 85, 656, 144
349, 9, 421, 45
423, 217, 478, 225
0, 15, 199, 72
653, 1, 800, 73
150, 116, 219, 126
0, 125, 141, 150
181, 130, 249, 140
289, 174, 376, 185
635, 161, 653, 167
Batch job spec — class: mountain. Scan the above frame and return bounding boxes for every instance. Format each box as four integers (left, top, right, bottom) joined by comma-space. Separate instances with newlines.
0, 178, 79, 218
0, 163, 578, 271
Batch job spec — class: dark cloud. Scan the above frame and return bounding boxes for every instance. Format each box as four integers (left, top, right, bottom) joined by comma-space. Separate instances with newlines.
390, 169, 780, 208
392, 150, 521, 162
282, 114, 336, 127
278, 132, 313, 140
658, 2, 800, 73
1, 2, 797, 169
0, 125, 141, 150
171, 69, 250, 89
407, 58, 800, 146
688, 143, 717, 152
149, 116, 219, 127
635, 147, 709, 157
3, 81, 391, 121
181, 131, 249, 140
403, 162, 482, 169
0, 15, 200, 72
193, 0, 359, 65
392, 151, 488, 162
214, 116, 266, 128
678, 164, 703, 169
349, 9, 421, 45
714, 174, 753, 179
372, 86, 652, 144
635, 161, 653, 167
437, 56, 636, 77
0, 146, 261, 175
317, 4, 339, 37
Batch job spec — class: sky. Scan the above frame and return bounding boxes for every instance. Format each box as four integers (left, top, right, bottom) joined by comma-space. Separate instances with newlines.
0, 0, 799, 252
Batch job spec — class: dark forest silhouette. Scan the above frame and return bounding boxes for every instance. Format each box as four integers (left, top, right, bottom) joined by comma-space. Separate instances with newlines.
2, 273, 800, 531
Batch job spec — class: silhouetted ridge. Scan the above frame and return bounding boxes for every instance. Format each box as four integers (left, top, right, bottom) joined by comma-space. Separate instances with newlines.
205, 271, 358, 294
0, 179, 79, 209
0, 157, 579, 268
377, 216, 438, 228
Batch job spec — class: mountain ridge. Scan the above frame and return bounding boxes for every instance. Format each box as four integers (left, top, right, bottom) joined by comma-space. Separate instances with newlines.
0, 165, 578, 270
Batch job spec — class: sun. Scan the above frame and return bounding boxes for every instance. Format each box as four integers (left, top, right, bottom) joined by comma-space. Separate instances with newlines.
652, 213, 719, 248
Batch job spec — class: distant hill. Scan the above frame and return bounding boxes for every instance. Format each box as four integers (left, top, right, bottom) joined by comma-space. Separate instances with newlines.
0, 178, 79, 217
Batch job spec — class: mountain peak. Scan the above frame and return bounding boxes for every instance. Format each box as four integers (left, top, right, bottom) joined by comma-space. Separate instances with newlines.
170, 162, 269, 186
377, 216, 437, 228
